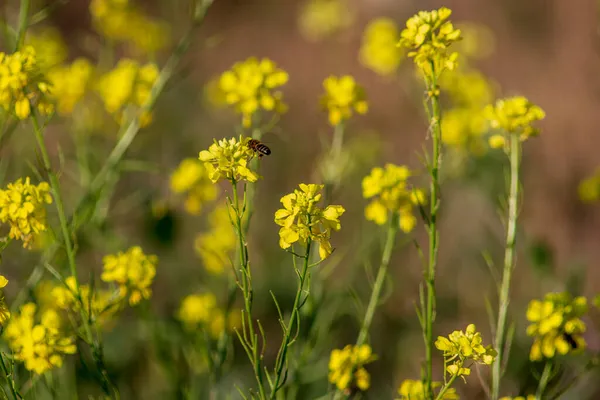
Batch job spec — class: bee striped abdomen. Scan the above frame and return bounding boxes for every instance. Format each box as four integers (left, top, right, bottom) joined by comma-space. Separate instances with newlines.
247, 139, 271, 157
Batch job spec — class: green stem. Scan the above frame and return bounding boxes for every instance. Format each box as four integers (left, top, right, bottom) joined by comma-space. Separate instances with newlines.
0, 352, 21, 400
270, 235, 312, 399
491, 133, 521, 400
324, 123, 345, 204
14, 0, 30, 51
535, 362, 552, 400
435, 373, 458, 400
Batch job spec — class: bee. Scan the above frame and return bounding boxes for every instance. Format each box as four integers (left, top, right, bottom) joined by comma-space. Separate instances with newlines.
247, 139, 271, 158
562, 332, 579, 350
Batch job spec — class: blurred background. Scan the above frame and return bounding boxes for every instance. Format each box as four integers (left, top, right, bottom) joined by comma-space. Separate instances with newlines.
2, 0, 600, 398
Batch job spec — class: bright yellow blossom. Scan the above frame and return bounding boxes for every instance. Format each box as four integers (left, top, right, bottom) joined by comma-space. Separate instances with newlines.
47, 58, 94, 115
4, 303, 77, 375
321, 75, 368, 126
298, 0, 354, 41
526, 292, 587, 361
360, 18, 402, 76
194, 205, 236, 275
177, 293, 241, 339
362, 164, 425, 232
274, 184, 345, 260
578, 171, 600, 203
101, 246, 157, 305
397, 379, 459, 400
25, 28, 68, 70
484, 96, 545, 144
0, 177, 53, 248
52, 277, 117, 325
328, 344, 376, 392
170, 158, 218, 215
0, 275, 10, 324
218, 57, 288, 127
199, 136, 259, 183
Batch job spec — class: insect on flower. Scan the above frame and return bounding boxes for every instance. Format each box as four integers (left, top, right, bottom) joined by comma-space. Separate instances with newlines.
247, 139, 271, 158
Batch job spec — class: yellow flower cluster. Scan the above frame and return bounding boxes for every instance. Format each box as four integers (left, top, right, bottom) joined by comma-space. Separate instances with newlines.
362, 164, 425, 233
298, 0, 354, 42
101, 246, 157, 305
435, 324, 496, 378
170, 158, 218, 215
500, 395, 534, 400
0, 47, 53, 119
52, 277, 117, 326
397, 379, 459, 400
578, 169, 600, 203
4, 303, 76, 375
360, 18, 402, 77
0, 275, 10, 324
199, 136, 259, 183
90, 0, 170, 53
274, 184, 345, 260
25, 28, 68, 70
398, 7, 462, 76
328, 344, 375, 392
526, 292, 587, 361
484, 96, 545, 148
177, 293, 241, 339
218, 57, 288, 127
194, 205, 236, 275
321, 75, 368, 126
96, 59, 159, 126
47, 59, 95, 116
0, 177, 53, 248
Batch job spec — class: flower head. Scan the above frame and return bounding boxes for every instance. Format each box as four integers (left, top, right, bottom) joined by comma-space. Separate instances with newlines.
360, 18, 402, 76
0, 177, 53, 248
25, 28, 68, 70
0, 275, 10, 324
170, 158, 218, 215
321, 75, 368, 126
435, 324, 496, 379
52, 277, 117, 326
397, 379, 459, 400
484, 96, 545, 145
362, 164, 425, 232
298, 0, 354, 41
328, 344, 376, 392
398, 7, 462, 76
199, 136, 259, 183
47, 58, 94, 115
101, 246, 157, 305
218, 57, 288, 127
578, 170, 600, 203
274, 184, 345, 260
194, 205, 236, 275
526, 292, 587, 361
177, 293, 241, 339
4, 303, 76, 375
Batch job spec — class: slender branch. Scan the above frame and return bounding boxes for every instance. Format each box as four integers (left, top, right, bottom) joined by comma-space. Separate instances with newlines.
435, 373, 458, 400
14, 0, 30, 51
0, 353, 21, 400
535, 362, 552, 400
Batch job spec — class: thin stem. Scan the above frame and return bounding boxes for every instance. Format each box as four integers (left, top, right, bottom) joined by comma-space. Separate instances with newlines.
0, 353, 21, 400
14, 0, 30, 51
535, 362, 552, 400
491, 134, 520, 399
435, 373, 458, 400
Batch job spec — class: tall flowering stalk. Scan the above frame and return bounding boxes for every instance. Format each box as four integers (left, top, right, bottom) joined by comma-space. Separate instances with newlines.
398, 7, 461, 397
485, 96, 545, 400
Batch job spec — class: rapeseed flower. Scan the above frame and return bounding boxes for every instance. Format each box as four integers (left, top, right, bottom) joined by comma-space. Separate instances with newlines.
0, 275, 10, 324
321, 75, 368, 126
218, 57, 288, 127
362, 164, 425, 233
0, 177, 53, 248
397, 379, 459, 400
578, 170, 600, 203
194, 205, 236, 275
177, 293, 241, 338
52, 277, 117, 325
298, 0, 354, 41
47, 58, 94, 115
398, 7, 462, 76
199, 136, 259, 183
274, 184, 345, 260
25, 28, 68, 70
328, 344, 375, 392
435, 324, 496, 378
360, 18, 402, 76
170, 158, 218, 215
526, 292, 587, 361
4, 303, 76, 375
484, 96, 545, 147
101, 246, 157, 305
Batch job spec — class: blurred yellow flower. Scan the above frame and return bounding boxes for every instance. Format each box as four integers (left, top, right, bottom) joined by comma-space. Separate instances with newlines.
194, 205, 236, 275
499, 396, 534, 400
170, 158, 218, 215
4, 303, 76, 375
484, 96, 545, 142
217, 57, 288, 127
177, 293, 241, 338
0, 275, 10, 324
455, 22, 495, 60
360, 18, 402, 76
52, 277, 117, 325
397, 379, 459, 400
101, 246, 157, 305
25, 28, 68, 70
579, 171, 600, 203
298, 0, 354, 41
435, 324, 496, 378
321, 75, 368, 126
274, 184, 345, 260
47, 58, 94, 115
328, 344, 375, 391
199, 136, 259, 183
0, 177, 53, 248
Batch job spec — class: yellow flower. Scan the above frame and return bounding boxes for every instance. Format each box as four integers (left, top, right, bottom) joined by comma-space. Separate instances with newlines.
499, 396, 535, 400
0, 275, 10, 324
4, 303, 76, 375
579, 172, 600, 203
101, 246, 157, 305
321, 75, 368, 126
360, 18, 402, 76
217, 57, 288, 127
199, 136, 259, 183
194, 205, 236, 275
398, 7, 462, 76
177, 293, 240, 339
47, 58, 94, 115
52, 277, 117, 325
274, 184, 345, 260
454, 22, 495, 60
526, 292, 587, 361
484, 96, 545, 142
0, 47, 54, 119
0, 177, 53, 248
298, 0, 354, 41
170, 158, 218, 215
25, 28, 68, 70
397, 379, 459, 400
362, 164, 425, 233
328, 344, 376, 391
435, 324, 496, 379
